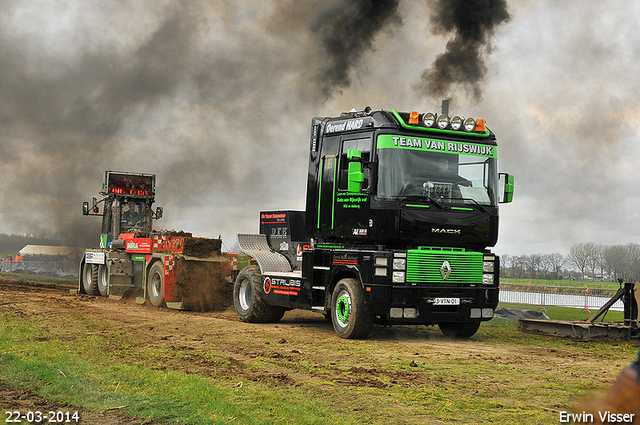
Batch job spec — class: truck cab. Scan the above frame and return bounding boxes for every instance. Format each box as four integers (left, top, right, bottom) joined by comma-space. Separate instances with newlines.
235, 108, 514, 339
306, 109, 504, 249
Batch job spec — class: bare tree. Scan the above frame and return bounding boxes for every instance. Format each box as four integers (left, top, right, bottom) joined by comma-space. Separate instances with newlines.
529, 254, 543, 278
627, 243, 640, 281
511, 255, 526, 278
500, 254, 511, 278
542, 252, 565, 278
594, 244, 607, 279
505, 243, 640, 283
567, 243, 589, 280
583, 242, 601, 280
603, 245, 627, 282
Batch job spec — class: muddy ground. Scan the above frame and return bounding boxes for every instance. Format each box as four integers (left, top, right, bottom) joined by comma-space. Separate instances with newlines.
0, 274, 635, 424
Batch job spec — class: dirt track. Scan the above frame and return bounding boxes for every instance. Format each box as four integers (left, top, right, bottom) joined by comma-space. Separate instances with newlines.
0, 274, 634, 424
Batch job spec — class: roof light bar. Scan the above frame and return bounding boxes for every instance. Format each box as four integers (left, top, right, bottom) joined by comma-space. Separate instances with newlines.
396, 109, 486, 134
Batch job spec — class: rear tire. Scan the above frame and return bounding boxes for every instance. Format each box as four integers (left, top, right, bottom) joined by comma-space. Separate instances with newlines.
438, 320, 481, 339
331, 278, 374, 339
82, 262, 99, 295
234, 265, 285, 323
147, 262, 165, 307
97, 264, 109, 297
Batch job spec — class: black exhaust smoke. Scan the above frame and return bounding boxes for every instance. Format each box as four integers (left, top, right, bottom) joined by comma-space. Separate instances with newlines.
421, 0, 510, 100
310, 0, 402, 99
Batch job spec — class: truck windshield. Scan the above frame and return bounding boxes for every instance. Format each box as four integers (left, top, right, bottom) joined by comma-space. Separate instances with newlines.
120, 198, 152, 233
376, 143, 498, 207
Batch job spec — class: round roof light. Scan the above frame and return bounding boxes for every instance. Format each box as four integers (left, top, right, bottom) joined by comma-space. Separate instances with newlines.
436, 114, 450, 129
464, 117, 476, 132
451, 116, 463, 131
423, 112, 436, 127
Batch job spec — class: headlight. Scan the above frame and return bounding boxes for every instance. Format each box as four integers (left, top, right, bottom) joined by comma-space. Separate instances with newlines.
482, 274, 494, 285
482, 308, 494, 318
375, 257, 388, 266
436, 114, 450, 129
393, 258, 406, 270
392, 271, 405, 283
464, 117, 476, 132
450, 115, 463, 131
483, 261, 494, 273
423, 112, 436, 127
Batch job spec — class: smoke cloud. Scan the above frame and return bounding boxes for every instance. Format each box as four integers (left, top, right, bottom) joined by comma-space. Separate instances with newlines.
0, 0, 404, 247
420, 0, 510, 100
309, 0, 402, 98
1, 0, 639, 259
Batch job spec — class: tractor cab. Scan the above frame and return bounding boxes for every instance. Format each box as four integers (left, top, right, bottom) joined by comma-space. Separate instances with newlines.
83, 171, 162, 248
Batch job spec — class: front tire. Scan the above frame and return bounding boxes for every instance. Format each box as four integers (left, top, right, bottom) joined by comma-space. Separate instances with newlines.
147, 262, 165, 307
233, 265, 285, 323
331, 278, 374, 339
438, 320, 481, 339
97, 264, 109, 297
82, 262, 99, 295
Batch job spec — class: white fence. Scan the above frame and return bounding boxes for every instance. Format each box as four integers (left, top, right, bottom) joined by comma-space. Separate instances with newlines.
499, 284, 623, 312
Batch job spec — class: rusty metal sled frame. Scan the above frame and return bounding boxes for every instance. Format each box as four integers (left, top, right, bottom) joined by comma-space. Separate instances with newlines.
518, 282, 640, 340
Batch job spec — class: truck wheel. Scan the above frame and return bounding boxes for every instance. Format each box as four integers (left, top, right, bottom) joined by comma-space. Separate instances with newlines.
438, 321, 481, 339
331, 278, 374, 339
234, 265, 285, 323
82, 263, 100, 295
97, 264, 109, 297
147, 262, 165, 307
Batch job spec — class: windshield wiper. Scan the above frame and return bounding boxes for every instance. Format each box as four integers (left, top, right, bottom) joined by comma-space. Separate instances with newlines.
424, 195, 445, 209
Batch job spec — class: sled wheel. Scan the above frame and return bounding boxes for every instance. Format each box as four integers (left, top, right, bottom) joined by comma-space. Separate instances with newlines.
438, 320, 481, 339
97, 264, 109, 297
331, 278, 374, 339
82, 262, 100, 295
147, 262, 165, 307
234, 265, 285, 323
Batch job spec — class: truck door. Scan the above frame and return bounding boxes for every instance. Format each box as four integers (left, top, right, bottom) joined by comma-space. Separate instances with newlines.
334, 135, 372, 239
317, 153, 337, 234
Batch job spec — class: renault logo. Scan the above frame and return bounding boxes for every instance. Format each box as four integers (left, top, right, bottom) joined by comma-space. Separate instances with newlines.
440, 261, 451, 279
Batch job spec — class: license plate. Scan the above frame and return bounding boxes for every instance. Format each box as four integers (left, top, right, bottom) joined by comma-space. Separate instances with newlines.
434, 297, 460, 306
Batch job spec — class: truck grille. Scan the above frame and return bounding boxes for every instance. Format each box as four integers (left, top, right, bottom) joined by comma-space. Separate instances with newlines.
406, 247, 483, 284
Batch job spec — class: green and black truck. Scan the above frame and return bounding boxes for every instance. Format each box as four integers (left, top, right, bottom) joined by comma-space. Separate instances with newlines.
234, 107, 514, 339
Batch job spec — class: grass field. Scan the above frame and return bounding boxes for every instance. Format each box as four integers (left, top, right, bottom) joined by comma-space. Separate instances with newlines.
1, 277, 638, 425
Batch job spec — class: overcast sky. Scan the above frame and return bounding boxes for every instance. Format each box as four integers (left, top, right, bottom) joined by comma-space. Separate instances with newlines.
1, 0, 639, 257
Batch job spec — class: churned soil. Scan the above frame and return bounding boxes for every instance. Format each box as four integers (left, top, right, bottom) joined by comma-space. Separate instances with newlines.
174, 258, 233, 311
181, 237, 222, 258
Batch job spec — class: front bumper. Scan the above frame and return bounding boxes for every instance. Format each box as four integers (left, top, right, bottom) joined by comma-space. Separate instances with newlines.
368, 284, 499, 324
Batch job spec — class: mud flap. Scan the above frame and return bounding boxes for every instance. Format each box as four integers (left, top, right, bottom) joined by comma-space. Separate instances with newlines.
236, 233, 292, 273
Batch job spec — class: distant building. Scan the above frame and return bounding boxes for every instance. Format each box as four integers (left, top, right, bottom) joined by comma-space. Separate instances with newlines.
18, 245, 83, 262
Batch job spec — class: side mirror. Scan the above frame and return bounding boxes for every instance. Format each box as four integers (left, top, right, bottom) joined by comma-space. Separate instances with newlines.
499, 173, 514, 203
155, 207, 163, 219
82, 202, 89, 215
347, 149, 364, 193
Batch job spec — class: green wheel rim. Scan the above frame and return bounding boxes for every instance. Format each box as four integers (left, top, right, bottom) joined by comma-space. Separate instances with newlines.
336, 292, 351, 325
